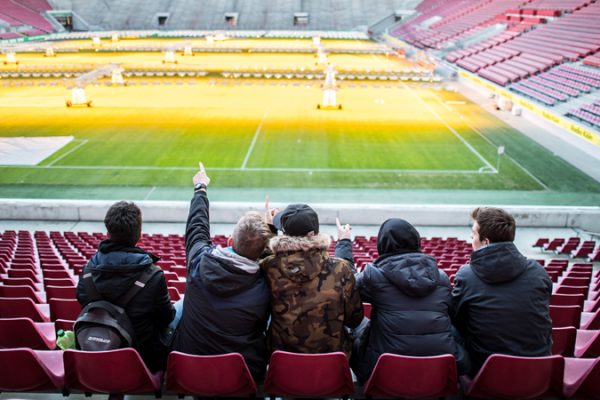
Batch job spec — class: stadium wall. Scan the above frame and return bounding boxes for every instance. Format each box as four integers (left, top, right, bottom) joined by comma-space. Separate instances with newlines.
1, 199, 599, 232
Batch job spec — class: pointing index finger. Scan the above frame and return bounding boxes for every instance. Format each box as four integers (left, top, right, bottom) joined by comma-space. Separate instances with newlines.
336, 217, 342, 230
198, 162, 205, 172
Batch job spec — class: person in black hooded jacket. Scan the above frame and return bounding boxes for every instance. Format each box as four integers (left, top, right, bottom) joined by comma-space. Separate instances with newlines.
351, 218, 469, 383
172, 162, 273, 382
77, 201, 175, 372
451, 207, 552, 376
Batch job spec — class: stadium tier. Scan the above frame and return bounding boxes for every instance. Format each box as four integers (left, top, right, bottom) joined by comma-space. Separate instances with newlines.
1, 228, 600, 398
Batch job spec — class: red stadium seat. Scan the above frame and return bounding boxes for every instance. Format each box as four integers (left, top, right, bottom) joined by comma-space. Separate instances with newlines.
0, 285, 46, 303
64, 349, 162, 397
0, 317, 56, 350
551, 327, 576, 357
550, 305, 582, 328
165, 351, 256, 397
580, 309, 600, 330
0, 297, 50, 322
264, 351, 354, 398
563, 357, 600, 399
551, 293, 585, 309
462, 354, 564, 399
49, 298, 81, 321
45, 285, 77, 300
0, 348, 64, 392
364, 354, 458, 398
574, 329, 600, 358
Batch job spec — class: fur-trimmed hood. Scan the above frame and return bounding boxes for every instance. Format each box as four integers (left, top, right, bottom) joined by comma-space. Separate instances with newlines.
265, 233, 332, 282
269, 233, 331, 254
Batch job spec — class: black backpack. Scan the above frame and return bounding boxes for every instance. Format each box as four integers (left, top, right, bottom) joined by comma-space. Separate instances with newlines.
74, 263, 159, 351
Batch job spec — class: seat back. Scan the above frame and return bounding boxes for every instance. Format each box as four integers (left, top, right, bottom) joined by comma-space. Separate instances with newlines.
551, 293, 585, 309
49, 298, 81, 321
0, 285, 44, 303
165, 351, 256, 397
264, 351, 354, 398
0, 317, 55, 350
64, 349, 162, 395
364, 354, 457, 398
555, 285, 589, 297
45, 285, 77, 300
550, 305, 582, 328
0, 348, 64, 391
465, 354, 564, 399
551, 327, 576, 356
0, 297, 48, 322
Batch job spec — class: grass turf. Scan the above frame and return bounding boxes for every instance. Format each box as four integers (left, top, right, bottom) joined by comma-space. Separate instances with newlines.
0, 48, 598, 196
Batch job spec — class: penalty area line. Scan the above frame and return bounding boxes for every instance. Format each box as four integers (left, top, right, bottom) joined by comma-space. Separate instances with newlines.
45, 139, 89, 167
399, 81, 497, 173
241, 109, 269, 170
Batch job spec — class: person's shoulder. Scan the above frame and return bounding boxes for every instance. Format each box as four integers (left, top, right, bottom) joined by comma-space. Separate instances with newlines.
454, 263, 475, 280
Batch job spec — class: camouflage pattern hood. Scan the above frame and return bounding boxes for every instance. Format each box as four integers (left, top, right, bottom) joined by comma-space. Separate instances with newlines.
267, 233, 332, 282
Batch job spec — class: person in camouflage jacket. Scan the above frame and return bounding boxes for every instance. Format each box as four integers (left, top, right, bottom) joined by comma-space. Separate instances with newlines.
261, 204, 364, 357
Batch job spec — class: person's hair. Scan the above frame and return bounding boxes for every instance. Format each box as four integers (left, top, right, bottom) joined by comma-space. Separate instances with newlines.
232, 211, 273, 260
104, 201, 142, 246
471, 207, 516, 243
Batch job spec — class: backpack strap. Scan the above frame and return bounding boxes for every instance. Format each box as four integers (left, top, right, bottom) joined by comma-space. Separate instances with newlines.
82, 262, 160, 307
116, 266, 160, 307
82, 261, 102, 301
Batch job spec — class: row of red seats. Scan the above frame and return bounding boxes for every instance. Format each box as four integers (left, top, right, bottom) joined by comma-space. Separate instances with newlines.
0, 346, 599, 398
534, 237, 600, 261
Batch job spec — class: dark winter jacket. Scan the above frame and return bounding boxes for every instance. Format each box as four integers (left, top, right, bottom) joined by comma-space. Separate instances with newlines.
451, 241, 552, 376
77, 240, 175, 372
172, 190, 270, 382
352, 218, 469, 382
261, 235, 363, 357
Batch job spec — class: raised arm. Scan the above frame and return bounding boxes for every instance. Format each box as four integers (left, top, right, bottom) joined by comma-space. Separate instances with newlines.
185, 162, 212, 265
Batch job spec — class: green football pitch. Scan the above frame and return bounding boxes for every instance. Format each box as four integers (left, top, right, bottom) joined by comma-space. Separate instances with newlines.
0, 77, 599, 202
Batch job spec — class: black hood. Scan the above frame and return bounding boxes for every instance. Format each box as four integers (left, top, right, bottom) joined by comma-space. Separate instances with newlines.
88, 240, 158, 302
199, 251, 260, 297
377, 252, 440, 297
470, 242, 528, 284
376, 218, 421, 262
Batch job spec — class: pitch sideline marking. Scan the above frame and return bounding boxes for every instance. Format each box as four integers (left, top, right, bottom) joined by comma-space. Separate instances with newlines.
432, 94, 550, 191
399, 81, 497, 173
1, 164, 494, 174
45, 139, 89, 167
241, 109, 269, 169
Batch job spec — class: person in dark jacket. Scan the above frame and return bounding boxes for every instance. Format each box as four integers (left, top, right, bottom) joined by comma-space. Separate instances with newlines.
172, 162, 273, 382
351, 218, 469, 383
451, 207, 552, 376
77, 201, 175, 372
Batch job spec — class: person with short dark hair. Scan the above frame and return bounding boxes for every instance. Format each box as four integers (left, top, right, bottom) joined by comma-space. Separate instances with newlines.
451, 206, 552, 376
77, 201, 175, 372
351, 218, 470, 382
261, 204, 363, 356
172, 163, 273, 382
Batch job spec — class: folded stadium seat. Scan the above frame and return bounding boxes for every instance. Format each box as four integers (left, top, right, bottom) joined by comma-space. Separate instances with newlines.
2, 277, 43, 291
0, 297, 50, 322
560, 277, 591, 287
45, 286, 76, 301
544, 239, 565, 251
167, 287, 181, 302
54, 319, 74, 332
0, 348, 64, 392
551, 294, 585, 309
63, 349, 162, 397
7, 268, 41, 282
552, 327, 577, 356
565, 271, 593, 280
461, 354, 564, 399
363, 303, 372, 319
585, 298, 600, 313
43, 278, 76, 289
556, 285, 589, 298
168, 280, 186, 294
264, 351, 354, 398
563, 357, 600, 398
43, 269, 73, 279
165, 352, 256, 398
171, 266, 187, 278
580, 309, 600, 330
574, 330, 600, 358
550, 305, 582, 328
48, 298, 81, 322
0, 284, 46, 303
547, 270, 562, 282
0, 317, 56, 350
364, 354, 458, 398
